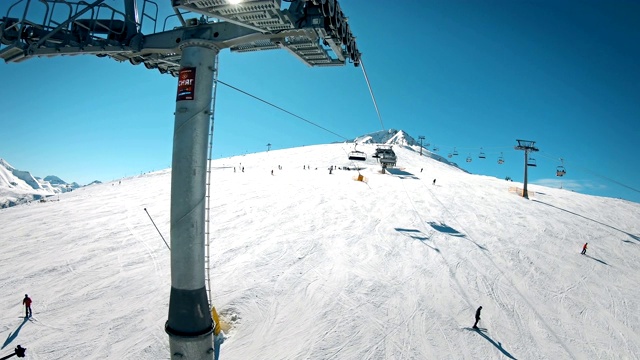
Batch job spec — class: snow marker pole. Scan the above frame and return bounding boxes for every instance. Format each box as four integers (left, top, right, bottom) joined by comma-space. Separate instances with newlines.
143, 208, 170, 250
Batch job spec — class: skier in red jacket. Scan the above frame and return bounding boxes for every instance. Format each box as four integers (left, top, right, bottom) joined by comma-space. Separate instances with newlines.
23, 294, 32, 318
581, 243, 588, 255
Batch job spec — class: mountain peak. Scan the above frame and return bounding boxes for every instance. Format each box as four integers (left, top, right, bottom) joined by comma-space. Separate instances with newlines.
353, 129, 418, 146
0, 158, 14, 170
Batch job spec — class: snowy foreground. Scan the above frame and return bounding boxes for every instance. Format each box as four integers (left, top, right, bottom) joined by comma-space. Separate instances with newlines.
1, 143, 639, 359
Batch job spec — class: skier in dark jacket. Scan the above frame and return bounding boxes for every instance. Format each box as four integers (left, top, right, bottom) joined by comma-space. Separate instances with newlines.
473, 306, 482, 329
23, 294, 32, 318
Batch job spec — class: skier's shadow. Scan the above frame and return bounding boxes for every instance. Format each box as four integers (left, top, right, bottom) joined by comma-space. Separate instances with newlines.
464, 327, 517, 359
1, 317, 28, 350
584, 254, 609, 266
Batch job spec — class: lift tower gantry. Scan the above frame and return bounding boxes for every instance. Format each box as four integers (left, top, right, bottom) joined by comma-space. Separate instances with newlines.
1, 1, 362, 359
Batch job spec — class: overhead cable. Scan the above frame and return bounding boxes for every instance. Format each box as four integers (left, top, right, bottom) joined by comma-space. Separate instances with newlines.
539, 151, 640, 194
360, 59, 385, 131
215, 79, 348, 141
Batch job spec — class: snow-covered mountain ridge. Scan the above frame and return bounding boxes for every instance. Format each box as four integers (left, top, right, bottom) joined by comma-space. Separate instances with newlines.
0, 158, 87, 208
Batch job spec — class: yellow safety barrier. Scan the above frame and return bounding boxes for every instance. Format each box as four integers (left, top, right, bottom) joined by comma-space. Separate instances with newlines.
508, 187, 535, 197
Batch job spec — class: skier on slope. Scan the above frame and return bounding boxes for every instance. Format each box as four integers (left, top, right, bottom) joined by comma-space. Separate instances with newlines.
473, 306, 482, 329
23, 294, 32, 318
581, 242, 588, 255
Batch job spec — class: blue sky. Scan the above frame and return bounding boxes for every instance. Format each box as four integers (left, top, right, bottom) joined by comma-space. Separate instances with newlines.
1, 0, 638, 203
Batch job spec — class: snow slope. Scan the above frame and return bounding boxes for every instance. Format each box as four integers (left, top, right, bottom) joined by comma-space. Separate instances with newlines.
0, 142, 639, 359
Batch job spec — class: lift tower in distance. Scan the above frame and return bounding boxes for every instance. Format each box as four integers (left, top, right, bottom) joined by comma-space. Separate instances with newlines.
515, 139, 539, 199
0, 1, 362, 359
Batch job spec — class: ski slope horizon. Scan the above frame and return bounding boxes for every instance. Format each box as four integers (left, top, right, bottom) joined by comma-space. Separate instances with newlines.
1, 142, 639, 359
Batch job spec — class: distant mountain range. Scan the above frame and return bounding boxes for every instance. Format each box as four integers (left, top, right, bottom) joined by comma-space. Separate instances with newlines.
0, 158, 100, 208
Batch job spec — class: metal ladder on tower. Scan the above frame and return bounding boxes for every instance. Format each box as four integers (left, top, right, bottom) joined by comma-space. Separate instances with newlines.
204, 51, 220, 310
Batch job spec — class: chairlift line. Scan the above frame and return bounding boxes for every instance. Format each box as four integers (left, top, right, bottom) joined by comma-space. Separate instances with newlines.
360, 59, 385, 131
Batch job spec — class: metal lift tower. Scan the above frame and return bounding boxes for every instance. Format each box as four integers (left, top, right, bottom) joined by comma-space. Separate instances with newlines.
515, 139, 539, 199
0, 1, 361, 359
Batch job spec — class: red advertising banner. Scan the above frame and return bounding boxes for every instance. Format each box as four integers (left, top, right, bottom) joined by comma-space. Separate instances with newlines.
176, 67, 196, 101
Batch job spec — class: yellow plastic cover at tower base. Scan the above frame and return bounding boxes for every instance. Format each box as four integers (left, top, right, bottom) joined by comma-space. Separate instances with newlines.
211, 307, 221, 336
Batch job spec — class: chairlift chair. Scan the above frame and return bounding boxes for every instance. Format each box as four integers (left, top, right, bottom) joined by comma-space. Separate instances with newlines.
348, 144, 367, 161
433, 146, 439, 152
478, 148, 486, 159
527, 157, 537, 167
447, 153, 453, 158
466, 155, 472, 163
453, 148, 459, 156
556, 158, 566, 177
498, 152, 504, 164
348, 151, 366, 161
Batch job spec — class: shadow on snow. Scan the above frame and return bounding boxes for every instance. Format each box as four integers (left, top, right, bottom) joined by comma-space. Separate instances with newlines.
427, 222, 466, 237
583, 254, 610, 266
427, 222, 489, 251
386, 168, 419, 179
2, 317, 28, 350
394, 228, 440, 252
463, 327, 517, 359
534, 200, 640, 243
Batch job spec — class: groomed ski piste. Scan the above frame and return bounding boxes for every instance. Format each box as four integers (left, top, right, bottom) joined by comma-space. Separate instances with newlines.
1, 142, 639, 359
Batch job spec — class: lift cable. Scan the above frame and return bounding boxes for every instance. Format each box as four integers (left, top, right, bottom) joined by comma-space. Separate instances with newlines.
214, 79, 367, 174
215, 79, 348, 141
359, 59, 385, 131
538, 151, 640, 194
